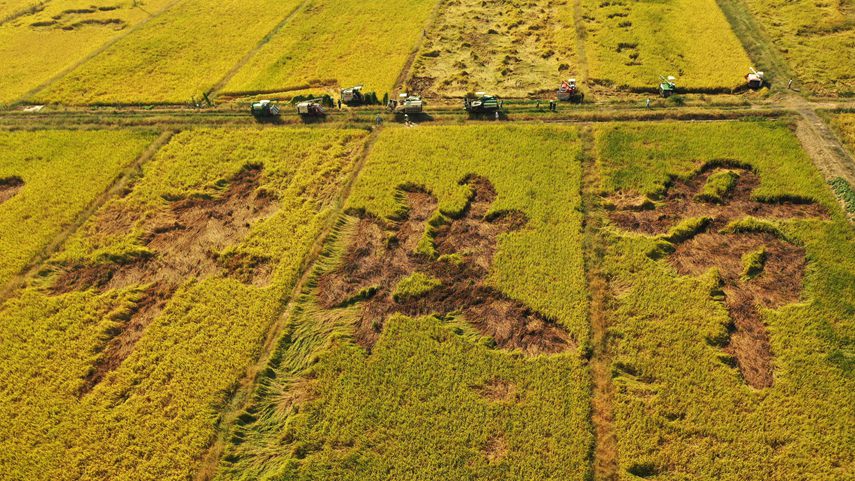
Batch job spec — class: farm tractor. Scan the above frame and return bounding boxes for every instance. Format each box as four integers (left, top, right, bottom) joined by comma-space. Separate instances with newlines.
296, 99, 325, 117
388, 93, 424, 114
250, 100, 280, 117
464, 92, 502, 114
557, 78, 583, 102
658, 76, 677, 98
746, 67, 765, 89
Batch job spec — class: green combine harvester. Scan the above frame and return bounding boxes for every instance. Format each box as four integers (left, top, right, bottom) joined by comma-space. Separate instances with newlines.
250, 99, 280, 117
659, 76, 677, 98
464, 92, 501, 113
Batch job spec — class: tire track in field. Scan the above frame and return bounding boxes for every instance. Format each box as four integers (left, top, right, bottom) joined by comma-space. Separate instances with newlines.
572, 0, 590, 86
17, 0, 186, 104
580, 126, 619, 481
193, 127, 382, 481
0, 130, 175, 304
209, 0, 312, 98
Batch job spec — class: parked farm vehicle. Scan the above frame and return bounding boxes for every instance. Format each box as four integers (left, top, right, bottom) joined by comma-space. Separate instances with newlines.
659, 76, 677, 98
388, 93, 424, 114
746, 68, 765, 89
464, 92, 502, 113
341, 85, 365, 106
250, 100, 280, 117
296, 99, 325, 117
557, 78, 583, 102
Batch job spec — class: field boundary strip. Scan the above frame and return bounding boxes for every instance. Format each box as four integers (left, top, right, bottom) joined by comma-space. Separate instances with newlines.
795, 108, 855, 187
15, 0, 186, 105
393, 0, 446, 92
715, 0, 796, 91
0, 130, 174, 303
572, 0, 589, 86
580, 127, 620, 480
209, 0, 313, 98
192, 127, 382, 481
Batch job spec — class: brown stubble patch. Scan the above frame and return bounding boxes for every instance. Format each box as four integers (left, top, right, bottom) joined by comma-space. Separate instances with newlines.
52, 166, 278, 395
317, 176, 574, 355
607, 167, 828, 389
0, 176, 24, 204
474, 378, 519, 403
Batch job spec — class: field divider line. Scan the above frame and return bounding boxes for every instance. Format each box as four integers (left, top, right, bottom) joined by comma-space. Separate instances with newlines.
17, 0, 186, 105
572, 0, 589, 86
209, 0, 312, 98
0, 129, 175, 304
193, 127, 382, 481
579, 126, 620, 481
392, 0, 446, 93
796, 107, 855, 186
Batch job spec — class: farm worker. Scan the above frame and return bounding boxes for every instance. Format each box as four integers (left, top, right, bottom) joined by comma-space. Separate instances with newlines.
536, 100, 540, 109
494, 111, 499, 120
375, 114, 383, 126
338, 99, 342, 110
404, 113, 410, 125
646, 98, 651, 109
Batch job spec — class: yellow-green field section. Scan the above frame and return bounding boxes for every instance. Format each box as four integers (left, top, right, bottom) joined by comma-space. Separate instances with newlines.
0, 127, 368, 480
0, 129, 155, 288
406, 0, 578, 97
222, 0, 439, 97
595, 121, 854, 479
35, 0, 304, 105
215, 125, 593, 480
581, 0, 751, 91
742, 0, 853, 96
0, 0, 175, 104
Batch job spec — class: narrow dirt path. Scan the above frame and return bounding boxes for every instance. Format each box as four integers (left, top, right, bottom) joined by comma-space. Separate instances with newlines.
209, 0, 312, 97
192, 127, 382, 481
0, 130, 175, 305
580, 127, 619, 481
794, 105, 855, 186
572, 0, 590, 86
393, 0, 447, 93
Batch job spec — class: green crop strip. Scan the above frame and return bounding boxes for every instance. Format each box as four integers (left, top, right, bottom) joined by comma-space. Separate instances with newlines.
594, 121, 854, 479
216, 124, 593, 480
0, 127, 368, 480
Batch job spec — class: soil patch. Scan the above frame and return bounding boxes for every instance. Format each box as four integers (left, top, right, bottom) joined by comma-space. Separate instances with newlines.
52, 166, 277, 395
317, 176, 573, 355
0, 176, 23, 204
484, 433, 508, 462
608, 167, 828, 389
474, 378, 518, 402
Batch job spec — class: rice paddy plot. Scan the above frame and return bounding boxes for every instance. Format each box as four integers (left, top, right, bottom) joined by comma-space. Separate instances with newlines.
223, 0, 439, 98
0, 0, 175, 105
407, 0, 579, 98
0, 129, 156, 289
0, 127, 368, 481
580, 0, 751, 92
215, 125, 593, 481
34, 0, 304, 105
742, 0, 854, 96
595, 121, 854, 480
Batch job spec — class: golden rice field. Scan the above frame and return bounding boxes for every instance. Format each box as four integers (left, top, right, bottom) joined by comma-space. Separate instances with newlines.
580, 0, 752, 92
34, 0, 303, 105
0, 0, 175, 105
742, 0, 854, 96
222, 0, 438, 97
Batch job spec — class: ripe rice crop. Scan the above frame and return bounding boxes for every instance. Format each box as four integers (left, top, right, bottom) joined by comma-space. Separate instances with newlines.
742, 0, 853, 96
222, 0, 438, 97
0, 129, 156, 288
0, 127, 368, 480
407, 0, 579, 98
0, 0, 174, 104
581, 0, 751, 91
595, 121, 853, 479
215, 125, 593, 480
35, 0, 304, 105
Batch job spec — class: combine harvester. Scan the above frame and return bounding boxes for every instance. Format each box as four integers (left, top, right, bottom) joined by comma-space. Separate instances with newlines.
557, 78, 583, 102
250, 100, 280, 118
746, 67, 765, 89
295, 98, 325, 118
658, 75, 677, 98
464, 92, 502, 114
388, 93, 424, 114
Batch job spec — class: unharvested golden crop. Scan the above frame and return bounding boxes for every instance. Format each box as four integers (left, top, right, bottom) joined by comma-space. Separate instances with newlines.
582, 0, 751, 91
